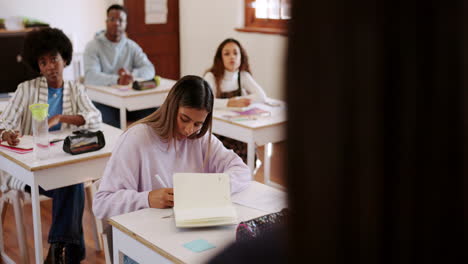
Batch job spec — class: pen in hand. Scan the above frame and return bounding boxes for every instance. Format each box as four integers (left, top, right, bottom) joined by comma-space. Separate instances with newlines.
150, 174, 174, 210
154, 174, 168, 188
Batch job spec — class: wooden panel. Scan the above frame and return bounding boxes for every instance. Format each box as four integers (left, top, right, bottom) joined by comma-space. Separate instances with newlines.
126, 0, 179, 33
149, 54, 179, 80
0, 30, 40, 93
131, 34, 178, 55
124, 0, 180, 79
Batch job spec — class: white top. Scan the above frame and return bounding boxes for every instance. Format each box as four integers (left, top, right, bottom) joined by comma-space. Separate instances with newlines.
204, 70, 267, 109
93, 124, 251, 219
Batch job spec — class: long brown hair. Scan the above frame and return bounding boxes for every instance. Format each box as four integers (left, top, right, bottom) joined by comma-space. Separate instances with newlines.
131, 75, 214, 150
205, 38, 251, 98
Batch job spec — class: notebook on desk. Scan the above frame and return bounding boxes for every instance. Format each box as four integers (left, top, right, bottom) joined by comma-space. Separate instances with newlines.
0, 135, 64, 154
217, 106, 249, 112
173, 173, 237, 228
0, 135, 34, 153
222, 107, 271, 121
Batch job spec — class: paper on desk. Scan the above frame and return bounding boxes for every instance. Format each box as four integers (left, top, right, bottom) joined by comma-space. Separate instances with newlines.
0, 135, 35, 150
0, 134, 67, 150
231, 181, 287, 213
215, 106, 249, 112
183, 239, 215, 253
112, 84, 132, 91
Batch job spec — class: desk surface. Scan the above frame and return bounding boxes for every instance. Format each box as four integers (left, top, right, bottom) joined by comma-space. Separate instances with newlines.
109, 181, 287, 264
0, 124, 122, 172
213, 99, 287, 130
0, 123, 123, 263
86, 78, 176, 98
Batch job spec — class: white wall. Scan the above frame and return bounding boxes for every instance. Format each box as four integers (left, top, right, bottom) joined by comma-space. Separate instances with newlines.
180, 0, 287, 100
0, 0, 113, 80
0, 0, 112, 52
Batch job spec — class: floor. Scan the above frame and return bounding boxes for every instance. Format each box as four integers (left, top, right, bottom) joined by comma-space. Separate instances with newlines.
0, 141, 286, 264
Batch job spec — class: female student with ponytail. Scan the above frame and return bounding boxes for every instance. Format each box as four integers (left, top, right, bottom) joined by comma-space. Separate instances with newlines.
93, 75, 251, 218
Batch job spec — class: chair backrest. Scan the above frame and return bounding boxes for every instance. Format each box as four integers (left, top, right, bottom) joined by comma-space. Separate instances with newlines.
92, 179, 113, 264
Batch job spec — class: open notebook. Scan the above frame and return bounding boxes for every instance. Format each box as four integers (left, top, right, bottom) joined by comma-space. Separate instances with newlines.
173, 173, 237, 228
0, 135, 64, 154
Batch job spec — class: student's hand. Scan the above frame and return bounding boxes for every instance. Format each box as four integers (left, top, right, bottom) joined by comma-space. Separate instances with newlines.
117, 68, 134, 85
118, 68, 130, 76
1, 130, 20, 146
48, 114, 62, 128
148, 188, 174, 208
227, 98, 252, 107
118, 74, 133, 85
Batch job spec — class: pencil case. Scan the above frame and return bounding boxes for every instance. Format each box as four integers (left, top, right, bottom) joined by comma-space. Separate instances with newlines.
235, 208, 288, 242
132, 76, 160, 90
63, 130, 105, 155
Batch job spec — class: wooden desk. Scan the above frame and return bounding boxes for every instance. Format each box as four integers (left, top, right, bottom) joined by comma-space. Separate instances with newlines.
86, 78, 177, 129
212, 100, 287, 188
109, 181, 287, 264
0, 124, 122, 263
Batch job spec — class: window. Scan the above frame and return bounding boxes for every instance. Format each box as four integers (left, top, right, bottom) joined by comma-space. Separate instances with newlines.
237, 0, 291, 35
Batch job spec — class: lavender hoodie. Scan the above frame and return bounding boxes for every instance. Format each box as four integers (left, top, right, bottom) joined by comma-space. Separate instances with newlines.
93, 124, 251, 219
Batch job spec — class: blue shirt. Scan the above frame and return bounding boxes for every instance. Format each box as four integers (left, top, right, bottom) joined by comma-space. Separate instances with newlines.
48, 87, 63, 131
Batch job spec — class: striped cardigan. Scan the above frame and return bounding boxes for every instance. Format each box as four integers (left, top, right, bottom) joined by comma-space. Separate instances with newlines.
0, 77, 102, 191
0, 76, 102, 134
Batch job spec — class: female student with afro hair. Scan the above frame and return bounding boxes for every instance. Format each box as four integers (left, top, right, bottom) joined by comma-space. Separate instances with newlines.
0, 27, 101, 263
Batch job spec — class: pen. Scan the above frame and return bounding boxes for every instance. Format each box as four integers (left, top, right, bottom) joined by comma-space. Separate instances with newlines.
154, 174, 168, 188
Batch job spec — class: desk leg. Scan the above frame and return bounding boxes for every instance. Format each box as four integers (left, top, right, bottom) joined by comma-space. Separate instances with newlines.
247, 140, 255, 176
31, 181, 44, 263
113, 228, 122, 264
264, 143, 272, 185
112, 227, 171, 264
120, 108, 127, 130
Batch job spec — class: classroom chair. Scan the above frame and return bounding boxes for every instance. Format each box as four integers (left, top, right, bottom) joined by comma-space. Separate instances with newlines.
0, 171, 102, 264
91, 179, 113, 264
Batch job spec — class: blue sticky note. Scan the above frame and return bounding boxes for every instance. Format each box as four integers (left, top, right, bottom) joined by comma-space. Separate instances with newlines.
183, 239, 216, 253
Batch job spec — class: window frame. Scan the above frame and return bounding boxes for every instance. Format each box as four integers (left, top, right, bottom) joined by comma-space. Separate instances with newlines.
236, 0, 289, 35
